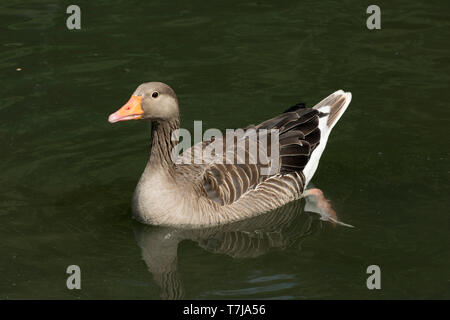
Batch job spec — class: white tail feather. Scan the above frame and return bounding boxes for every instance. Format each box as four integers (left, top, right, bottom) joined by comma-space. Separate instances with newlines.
303, 90, 352, 185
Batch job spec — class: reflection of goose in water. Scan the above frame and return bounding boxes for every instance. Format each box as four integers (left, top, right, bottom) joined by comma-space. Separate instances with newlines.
133, 192, 348, 299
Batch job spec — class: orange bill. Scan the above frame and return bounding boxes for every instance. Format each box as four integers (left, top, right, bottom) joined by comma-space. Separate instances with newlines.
108, 95, 144, 123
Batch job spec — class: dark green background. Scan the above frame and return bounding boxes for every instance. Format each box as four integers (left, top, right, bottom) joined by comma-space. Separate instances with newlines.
0, 0, 449, 299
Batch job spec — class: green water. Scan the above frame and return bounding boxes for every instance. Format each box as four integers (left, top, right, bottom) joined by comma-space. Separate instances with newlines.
1, 0, 449, 299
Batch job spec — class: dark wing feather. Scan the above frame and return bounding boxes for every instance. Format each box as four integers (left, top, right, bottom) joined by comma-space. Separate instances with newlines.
283, 102, 306, 113
190, 101, 328, 206
202, 163, 263, 205
255, 107, 326, 175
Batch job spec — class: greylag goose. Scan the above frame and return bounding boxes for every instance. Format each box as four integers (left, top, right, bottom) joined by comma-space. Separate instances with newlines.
108, 82, 352, 227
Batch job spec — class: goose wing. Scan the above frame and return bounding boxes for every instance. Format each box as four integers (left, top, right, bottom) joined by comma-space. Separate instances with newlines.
176, 91, 351, 208
177, 132, 271, 205
177, 103, 328, 206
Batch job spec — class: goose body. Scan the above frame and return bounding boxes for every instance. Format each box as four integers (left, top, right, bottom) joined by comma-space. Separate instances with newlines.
108, 82, 351, 227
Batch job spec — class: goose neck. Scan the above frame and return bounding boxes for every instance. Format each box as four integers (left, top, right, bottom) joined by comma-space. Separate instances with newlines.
148, 119, 180, 170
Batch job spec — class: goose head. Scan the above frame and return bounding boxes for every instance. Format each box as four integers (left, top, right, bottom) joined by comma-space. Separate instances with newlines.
108, 82, 179, 123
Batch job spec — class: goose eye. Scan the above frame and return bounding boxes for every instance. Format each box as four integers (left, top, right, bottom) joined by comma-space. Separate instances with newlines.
152, 92, 159, 98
